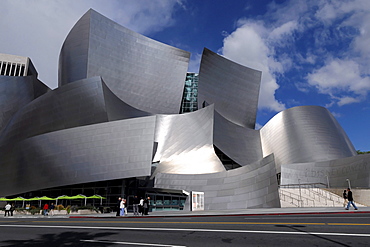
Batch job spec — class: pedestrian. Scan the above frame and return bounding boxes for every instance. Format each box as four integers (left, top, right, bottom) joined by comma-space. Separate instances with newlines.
139, 197, 144, 215
123, 199, 128, 216
43, 203, 49, 216
133, 195, 140, 216
116, 197, 122, 216
10, 203, 15, 216
120, 198, 125, 216
143, 197, 150, 215
50, 203, 55, 216
4, 203, 11, 217
345, 188, 358, 210
342, 189, 348, 208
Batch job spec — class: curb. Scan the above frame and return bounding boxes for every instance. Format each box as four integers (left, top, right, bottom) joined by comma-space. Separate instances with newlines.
68, 210, 370, 219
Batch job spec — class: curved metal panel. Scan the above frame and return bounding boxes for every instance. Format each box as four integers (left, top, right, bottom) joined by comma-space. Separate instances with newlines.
281, 154, 370, 188
198, 48, 261, 128
0, 75, 49, 133
214, 110, 263, 166
102, 81, 152, 121
59, 9, 190, 114
0, 77, 108, 149
0, 76, 34, 132
153, 105, 225, 175
0, 116, 156, 196
260, 105, 357, 172
154, 154, 280, 210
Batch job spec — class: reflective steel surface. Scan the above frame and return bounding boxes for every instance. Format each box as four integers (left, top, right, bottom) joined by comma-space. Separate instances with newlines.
155, 154, 280, 210
281, 154, 370, 188
198, 48, 261, 129
153, 105, 225, 176
260, 105, 357, 173
0, 9, 366, 210
59, 9, 190, 114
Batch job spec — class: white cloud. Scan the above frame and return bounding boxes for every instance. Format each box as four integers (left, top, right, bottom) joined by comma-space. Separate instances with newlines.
337, 97, 361, 106
307, 58, 370, 106
0, 0, 183, 89
221, 22, 285, 112
268, 21, 299, 42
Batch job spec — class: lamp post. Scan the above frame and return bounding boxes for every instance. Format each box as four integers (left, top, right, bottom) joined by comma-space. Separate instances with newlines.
346, 178, 351, 189
326, 175, 330, 188
298, 179, 303, 207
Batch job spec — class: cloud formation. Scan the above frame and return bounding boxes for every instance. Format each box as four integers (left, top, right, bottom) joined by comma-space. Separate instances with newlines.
0, 0, 183, 89
220, 0, 370, 112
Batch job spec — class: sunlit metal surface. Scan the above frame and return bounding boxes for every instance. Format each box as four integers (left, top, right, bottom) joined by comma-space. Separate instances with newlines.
260, 105, 357, 173
155, 154, 280, 210
59, 9, 190, 114
198, 48, 261, 128
281, 154, 370, 188
0, 9, 366, 209
153, 105, 225, 176
2, 116, 155, 196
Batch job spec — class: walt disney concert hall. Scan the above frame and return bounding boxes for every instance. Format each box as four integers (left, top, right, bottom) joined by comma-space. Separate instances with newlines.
1, 9, 369, 210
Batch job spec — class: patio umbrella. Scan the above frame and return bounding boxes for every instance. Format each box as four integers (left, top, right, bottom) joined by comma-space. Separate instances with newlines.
69, 195, 87, 206
86, 195, 106, 205
11, 197, 27, 207
56, 195, 72, 205
0, 197, 9, 201
36, 196, 55, 207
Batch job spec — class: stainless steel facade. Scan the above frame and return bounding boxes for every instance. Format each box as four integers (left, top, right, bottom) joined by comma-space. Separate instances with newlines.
0, 9, 367, 210
260, 105, 357, 173
154, 154, 280, 210
59, 9, 190, 114
198, 48, 261, 129
153, 105, 225, 176
281, 154, 370, 188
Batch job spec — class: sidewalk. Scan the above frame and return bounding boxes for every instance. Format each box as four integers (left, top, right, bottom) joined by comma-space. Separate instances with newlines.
72, 206, 370, 218
5, 207, 370, 219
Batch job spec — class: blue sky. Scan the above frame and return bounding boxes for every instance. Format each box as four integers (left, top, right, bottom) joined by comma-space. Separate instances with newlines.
1, 0, 369, 151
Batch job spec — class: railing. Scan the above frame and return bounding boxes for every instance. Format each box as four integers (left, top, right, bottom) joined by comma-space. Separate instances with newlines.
279, 185, 343, 207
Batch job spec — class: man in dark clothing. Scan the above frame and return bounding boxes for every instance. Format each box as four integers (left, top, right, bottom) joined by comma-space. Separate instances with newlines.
133, 195, 140, 216
345, 188, 358, 210
143, 197, 150, 215
116, 197, 122, 216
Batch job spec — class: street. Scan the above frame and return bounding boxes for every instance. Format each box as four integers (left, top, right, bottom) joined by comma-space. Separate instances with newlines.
0, 213, 370, 246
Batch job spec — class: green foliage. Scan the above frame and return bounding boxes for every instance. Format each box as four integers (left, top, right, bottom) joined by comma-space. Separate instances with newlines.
357, 150, 370, 154
29, 208, 40, 215
65, 205, 71, 214
56, 204, 65, 211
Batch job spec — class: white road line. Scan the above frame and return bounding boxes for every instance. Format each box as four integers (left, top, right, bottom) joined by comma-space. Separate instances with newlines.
81, 239, 186, 246
1, 225, 370, 237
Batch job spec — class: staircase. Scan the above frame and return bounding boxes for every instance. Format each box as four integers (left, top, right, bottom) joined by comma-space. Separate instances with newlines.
279, 187, 366, 208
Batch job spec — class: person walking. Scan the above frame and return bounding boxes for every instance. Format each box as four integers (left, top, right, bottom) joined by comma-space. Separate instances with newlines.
4, 203, 11, 217
342, 189, 348, 208
123, 199, 128, 216
43, 203, 49, 216
10, 203, 15, 216
120, 198, 125, 216
50, 203, 55, 216
345, 188, 358, 210
116, 197, 122, 216
139, 197, 144, 215
143, 197, 150, 215
133, 195, 140, 216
